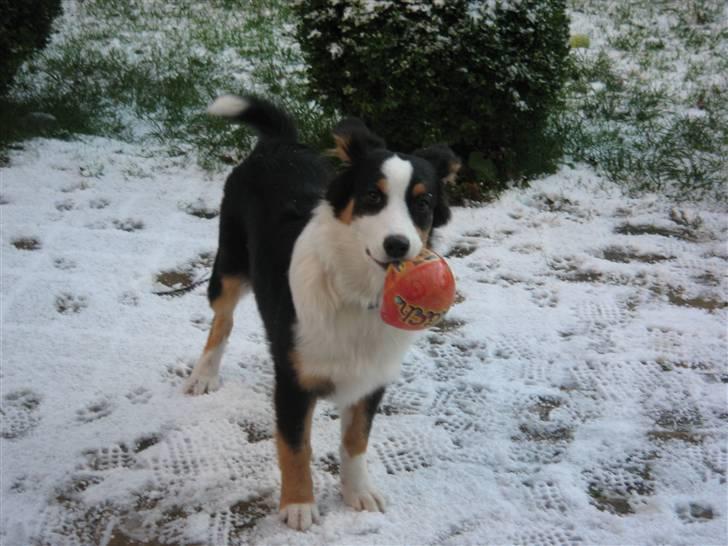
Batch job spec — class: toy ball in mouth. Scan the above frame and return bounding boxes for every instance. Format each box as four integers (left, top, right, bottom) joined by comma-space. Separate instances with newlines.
380, 248, 456, 331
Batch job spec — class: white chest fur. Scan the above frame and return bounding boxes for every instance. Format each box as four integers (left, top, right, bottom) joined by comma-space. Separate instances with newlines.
289, 204, 417, 407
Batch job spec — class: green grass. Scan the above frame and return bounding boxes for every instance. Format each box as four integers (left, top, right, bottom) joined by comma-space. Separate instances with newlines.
1, 0, 335, 169
560, 0, 727, 201
2, 0, 726, 201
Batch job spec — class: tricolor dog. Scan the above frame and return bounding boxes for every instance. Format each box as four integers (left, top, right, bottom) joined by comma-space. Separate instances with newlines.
185, 95, 458, 530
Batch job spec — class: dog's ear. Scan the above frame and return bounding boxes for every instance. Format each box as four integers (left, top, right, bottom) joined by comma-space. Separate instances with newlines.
413, 144, 460, 228
412, 143, 461, 185
331, 118, 386, 164
432, 183, 452, 228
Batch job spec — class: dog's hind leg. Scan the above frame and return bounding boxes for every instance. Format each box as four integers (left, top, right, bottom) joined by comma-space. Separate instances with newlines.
275, 368, 319, 530
185, 252, 248, 395
339, 387, 386, 512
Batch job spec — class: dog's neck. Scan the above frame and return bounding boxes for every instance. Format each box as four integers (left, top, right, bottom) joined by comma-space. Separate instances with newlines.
292, 202, 386, 313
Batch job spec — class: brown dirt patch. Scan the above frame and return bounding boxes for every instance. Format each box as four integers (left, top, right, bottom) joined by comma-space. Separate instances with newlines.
12, 237, 41, 250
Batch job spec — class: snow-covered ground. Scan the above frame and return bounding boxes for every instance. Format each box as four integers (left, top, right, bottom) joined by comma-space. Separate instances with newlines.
1, 137, 726, 545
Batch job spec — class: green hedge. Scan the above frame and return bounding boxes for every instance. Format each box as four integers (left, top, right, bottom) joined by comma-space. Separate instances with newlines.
294, 0, 570, 189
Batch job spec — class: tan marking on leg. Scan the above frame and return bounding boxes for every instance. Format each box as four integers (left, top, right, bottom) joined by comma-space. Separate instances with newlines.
342, 399, 370, 457
202, 276, 245, 353
337, 199, 355, 225
290, 351, 335, 394
277, 401, 316, 509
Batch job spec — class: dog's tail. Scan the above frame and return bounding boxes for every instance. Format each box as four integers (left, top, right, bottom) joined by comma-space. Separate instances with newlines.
207, 94, 298, 142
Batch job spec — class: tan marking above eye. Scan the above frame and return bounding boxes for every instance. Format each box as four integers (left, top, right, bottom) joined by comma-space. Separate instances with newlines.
376, 178, 389, 194
412, 182, 427, 197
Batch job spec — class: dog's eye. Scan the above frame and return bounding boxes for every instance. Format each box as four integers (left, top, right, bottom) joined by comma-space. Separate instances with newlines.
364, 190, 384, 205
415, 193, 433, 212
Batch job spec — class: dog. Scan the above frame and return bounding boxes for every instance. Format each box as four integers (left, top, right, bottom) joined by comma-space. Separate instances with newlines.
184, 94, 458, 530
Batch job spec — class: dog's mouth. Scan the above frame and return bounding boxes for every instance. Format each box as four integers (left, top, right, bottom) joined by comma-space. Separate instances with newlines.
365, 249, 390, 270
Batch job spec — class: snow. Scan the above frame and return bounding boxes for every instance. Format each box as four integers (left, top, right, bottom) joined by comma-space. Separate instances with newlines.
1, 137, 726, 545
568, 2, 728, 112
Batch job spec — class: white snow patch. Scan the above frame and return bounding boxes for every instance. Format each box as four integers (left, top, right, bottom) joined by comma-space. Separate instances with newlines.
0, 139, 726, 545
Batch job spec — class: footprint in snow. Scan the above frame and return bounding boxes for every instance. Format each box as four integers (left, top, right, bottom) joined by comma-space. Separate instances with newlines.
237, 420, 273, 443
61, 181, 93, 193
125, 386, 152, 405
677, 502, 715, 523
179, 199, 219, 219
112, 218, 144, 232
55, 199, 75, 212
80, 436, 157, 471
89, 198, 110, 209
76, 399, 113, 423
0, 389, 42, 439
55, 293, 88, 314
446, 242, 477, 258
53, 257, 77, 271
164, 360, 193, 386
190, 313, 210, 331
530, 287, 559, 308
118, 290, 139, 306
317, 452, 340, 475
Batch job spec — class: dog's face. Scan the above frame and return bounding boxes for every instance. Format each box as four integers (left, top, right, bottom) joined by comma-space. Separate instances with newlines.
326, 120, 457, 272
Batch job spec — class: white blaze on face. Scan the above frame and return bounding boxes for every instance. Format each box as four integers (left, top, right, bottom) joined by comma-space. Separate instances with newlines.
354, 155, 423, 263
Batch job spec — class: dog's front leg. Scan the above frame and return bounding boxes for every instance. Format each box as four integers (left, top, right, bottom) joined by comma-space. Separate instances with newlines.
340, 387, 386, 512
185, 274, 246, 395
275, 375, 319, 530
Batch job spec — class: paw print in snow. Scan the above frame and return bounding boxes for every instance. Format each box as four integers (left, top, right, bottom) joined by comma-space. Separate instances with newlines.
180, 198, 218, 219
56, 293, 88, 314
530, 287, 559, 308
164, 360, 193, 386
113, 218, 144, 232
126, 386, 152, 405
76, 399, 113, 423
55, 199, 75, 211
89, 198, 110, 209
53, 257, 77, 271
118, 291, 139, 306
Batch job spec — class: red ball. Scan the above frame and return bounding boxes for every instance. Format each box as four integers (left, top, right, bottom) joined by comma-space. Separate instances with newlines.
380, 248, 456, 331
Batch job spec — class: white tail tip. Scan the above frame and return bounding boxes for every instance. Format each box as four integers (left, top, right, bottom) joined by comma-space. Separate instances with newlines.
207, 94, 248, 118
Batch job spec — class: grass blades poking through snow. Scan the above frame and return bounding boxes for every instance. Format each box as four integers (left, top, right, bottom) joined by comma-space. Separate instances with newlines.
2, 0, 725, 201
562, 0, 728, 201
3, 0, 333, 169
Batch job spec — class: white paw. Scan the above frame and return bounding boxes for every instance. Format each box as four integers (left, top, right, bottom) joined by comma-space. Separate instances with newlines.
183, 369, 220, 395
342, 486, 386, 512
280, 503, 320, 531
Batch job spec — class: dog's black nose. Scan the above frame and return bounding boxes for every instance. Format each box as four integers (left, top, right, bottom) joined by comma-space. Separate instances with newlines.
383, 235, 410, 259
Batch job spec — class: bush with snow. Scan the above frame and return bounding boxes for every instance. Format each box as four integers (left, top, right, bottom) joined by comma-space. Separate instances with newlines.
294, 0, 570, 187
0, 0, 62, 95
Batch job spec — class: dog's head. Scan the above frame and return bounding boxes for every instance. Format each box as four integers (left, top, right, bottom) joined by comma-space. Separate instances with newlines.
326, 118, 458, 271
